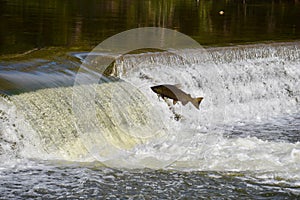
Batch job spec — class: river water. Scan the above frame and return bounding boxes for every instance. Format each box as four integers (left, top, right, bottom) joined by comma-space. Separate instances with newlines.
1, 0, 300, 199
1, 0, 300, 55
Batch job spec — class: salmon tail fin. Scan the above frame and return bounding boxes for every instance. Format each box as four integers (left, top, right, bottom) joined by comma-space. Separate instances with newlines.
191, 97, 203, 109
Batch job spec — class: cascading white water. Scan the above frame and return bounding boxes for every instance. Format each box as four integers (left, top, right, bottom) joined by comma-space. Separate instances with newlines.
112, 43, 300, 176
0, 43, 300, 177
116, 43, 300, 124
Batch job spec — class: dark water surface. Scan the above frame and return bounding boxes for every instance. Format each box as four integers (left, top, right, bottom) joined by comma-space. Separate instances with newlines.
1, 161, 299, 199
1, 0, 300, 55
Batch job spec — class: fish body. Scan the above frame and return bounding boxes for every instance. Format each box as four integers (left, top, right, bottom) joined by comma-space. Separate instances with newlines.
151, 84, 203, 109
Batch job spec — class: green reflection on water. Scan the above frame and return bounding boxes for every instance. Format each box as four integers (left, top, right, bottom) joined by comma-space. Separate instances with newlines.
1, 0, 300, 55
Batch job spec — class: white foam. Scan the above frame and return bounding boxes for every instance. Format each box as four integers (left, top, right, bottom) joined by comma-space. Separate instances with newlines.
1, 43, 300, 179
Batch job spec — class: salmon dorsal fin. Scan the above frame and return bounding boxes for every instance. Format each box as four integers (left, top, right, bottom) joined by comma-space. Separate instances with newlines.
173, 84, 182, 89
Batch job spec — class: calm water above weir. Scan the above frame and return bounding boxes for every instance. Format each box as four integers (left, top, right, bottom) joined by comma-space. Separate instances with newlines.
1, 0, 300, 55
1, 0, 300, 199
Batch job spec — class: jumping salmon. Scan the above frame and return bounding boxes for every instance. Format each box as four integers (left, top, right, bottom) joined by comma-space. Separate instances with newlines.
151, 84, 203, 109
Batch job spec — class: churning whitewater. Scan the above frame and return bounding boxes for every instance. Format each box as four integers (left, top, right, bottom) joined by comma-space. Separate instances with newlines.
0, 43, 300, 179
